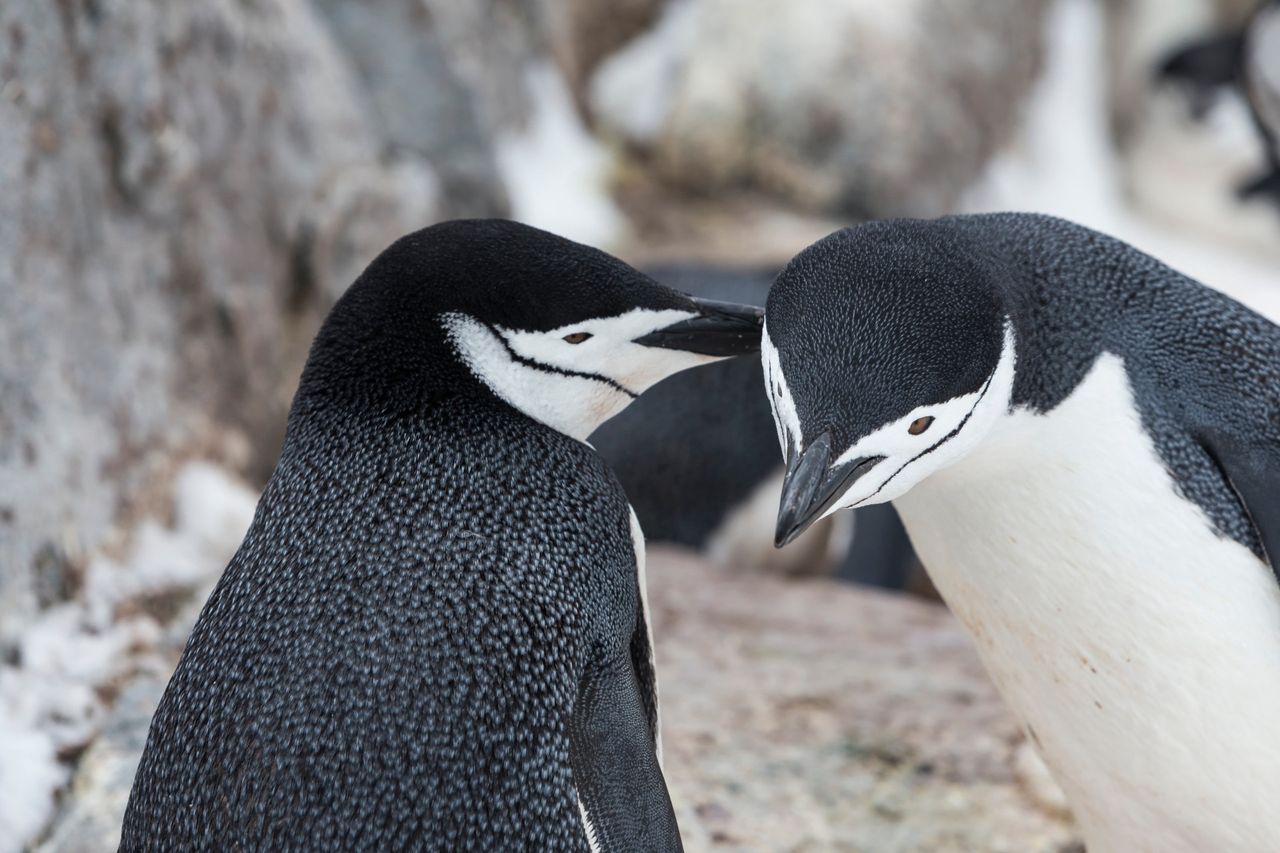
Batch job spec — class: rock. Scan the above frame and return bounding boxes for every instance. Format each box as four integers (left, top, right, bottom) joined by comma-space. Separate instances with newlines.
0, 462, 255, 852
592, 0, 1049, 218
649, 548, 1079, 851
0, 0, 523, 646
419, 0, 547, 133
310, 0, 510, 218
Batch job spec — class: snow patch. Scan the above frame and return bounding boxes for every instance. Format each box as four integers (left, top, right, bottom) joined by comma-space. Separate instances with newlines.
0, 702, 65, 853
0, 462, 256, 852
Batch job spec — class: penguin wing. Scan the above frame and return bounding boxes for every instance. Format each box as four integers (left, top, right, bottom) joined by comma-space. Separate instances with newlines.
1202, 430, 1280, 573
569, 638, 681, 851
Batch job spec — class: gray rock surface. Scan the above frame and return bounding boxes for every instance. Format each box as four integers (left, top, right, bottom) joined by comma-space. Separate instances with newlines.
650, 548, 1079, 852
311, 0, 548, 219
0, 0, 512, 647
593, 0, 1049, 218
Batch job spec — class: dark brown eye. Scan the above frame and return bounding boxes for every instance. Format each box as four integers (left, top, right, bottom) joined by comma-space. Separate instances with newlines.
908, 416, 934, 435
562, 332, 592, 344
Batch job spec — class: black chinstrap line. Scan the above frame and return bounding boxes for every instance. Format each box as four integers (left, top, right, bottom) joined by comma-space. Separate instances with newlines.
858, 369, 998, 505
485, 322, 640, 399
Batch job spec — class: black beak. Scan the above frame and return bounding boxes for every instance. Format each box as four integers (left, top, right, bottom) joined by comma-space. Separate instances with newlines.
634, 297, 764, 357
774, 431, 885, 548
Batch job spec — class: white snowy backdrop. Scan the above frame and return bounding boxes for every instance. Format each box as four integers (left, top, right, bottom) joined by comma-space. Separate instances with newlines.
2, 0, 1276, 849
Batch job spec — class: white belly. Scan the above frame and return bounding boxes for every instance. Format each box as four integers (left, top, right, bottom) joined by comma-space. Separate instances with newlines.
894, 354, 1280, 853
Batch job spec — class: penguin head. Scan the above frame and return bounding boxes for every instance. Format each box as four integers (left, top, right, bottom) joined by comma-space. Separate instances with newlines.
764, 220, 1017, 547
298, 219, 763, 440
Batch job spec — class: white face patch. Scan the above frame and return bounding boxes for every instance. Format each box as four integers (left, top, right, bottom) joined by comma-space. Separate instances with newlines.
819, 323, 1018, 516
762, 321, 803, 460
443, 307, 719, 441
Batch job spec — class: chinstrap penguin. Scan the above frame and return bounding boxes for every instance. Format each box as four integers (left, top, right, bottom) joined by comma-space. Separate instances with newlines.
763, 212, 1280, 852
121, 219, 763, 851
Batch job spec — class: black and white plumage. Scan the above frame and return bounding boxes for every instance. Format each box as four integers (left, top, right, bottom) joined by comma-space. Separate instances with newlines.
764, 212, 1280, 851
120, 220, 762, 851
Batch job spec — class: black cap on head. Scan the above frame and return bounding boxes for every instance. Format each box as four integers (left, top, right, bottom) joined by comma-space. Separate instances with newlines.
766, 218, 1007, 454
295, 219, 763, 422
765, 219, 1014, 547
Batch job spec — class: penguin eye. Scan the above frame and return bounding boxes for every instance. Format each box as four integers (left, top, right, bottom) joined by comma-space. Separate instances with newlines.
562, 332, 592, 344
908, 416, 934, 435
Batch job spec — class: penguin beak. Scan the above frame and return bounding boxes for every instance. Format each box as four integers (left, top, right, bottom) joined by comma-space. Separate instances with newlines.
633, 297, 764, 357
775, 432, 885, 548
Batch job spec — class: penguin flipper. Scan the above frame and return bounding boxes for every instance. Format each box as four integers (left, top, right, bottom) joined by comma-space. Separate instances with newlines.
569, 650, 682, 852
1202, 431, 1280, 573
1235, 167, 1280, 202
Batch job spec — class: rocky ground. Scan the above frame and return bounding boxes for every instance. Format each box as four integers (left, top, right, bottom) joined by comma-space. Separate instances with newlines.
651, 548, 1078, 852
18, 467, 1079, 850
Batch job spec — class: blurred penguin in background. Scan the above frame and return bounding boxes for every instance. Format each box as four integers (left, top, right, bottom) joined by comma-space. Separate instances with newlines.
1245, 1, 1280, 155
1158, 0, 1280, 205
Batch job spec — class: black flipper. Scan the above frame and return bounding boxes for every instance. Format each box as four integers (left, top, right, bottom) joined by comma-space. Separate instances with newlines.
1235, 167, 1280, 202
569, 641, 681, 852
1202, 429, 1280, 574
1157, 32, 1245, 91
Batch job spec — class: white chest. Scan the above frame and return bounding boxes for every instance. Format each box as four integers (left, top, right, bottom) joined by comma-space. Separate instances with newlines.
894, 355, 1280, 853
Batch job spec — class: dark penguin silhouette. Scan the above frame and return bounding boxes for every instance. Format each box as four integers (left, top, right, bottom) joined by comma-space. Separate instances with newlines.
763, 213, 1280, 850
1158, 0, 1280, 204
120, 220, 763, 851
1246, 1, 1280, 156
590, 263, 915, 588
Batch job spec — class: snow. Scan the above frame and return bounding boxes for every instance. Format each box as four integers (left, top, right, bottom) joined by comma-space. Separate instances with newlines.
963, 0, 1280, 321
0, 703, 64, 853
0, 462, 256, 853
496, 63, 625, 249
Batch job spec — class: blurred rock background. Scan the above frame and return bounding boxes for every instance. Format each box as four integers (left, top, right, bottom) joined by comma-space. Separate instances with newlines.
1, 0, 1277, 849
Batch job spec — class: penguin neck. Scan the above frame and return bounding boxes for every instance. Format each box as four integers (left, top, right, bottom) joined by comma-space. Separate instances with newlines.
288, 315, 566, 464
964, 213, 1165, 416
294, 321, 499, 415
